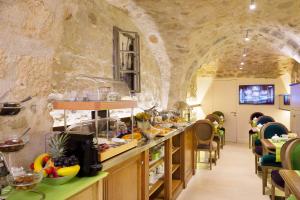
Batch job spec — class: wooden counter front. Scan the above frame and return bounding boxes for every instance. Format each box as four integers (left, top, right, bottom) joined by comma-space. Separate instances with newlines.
101, 125, 195, 200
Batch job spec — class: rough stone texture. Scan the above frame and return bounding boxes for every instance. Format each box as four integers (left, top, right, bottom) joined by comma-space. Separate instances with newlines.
2, 0, 300, 166
106, 0, 300, 106
0, 0, 162, 166
291, 61, 300, 83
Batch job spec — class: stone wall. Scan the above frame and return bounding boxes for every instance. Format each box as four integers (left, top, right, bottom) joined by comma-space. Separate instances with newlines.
291, 61, 300, 83
0, 0, 162, 166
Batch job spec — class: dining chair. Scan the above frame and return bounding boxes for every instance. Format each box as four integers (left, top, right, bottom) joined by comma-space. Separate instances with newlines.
205, 114, 221, 157
249, 112, 264, 148
193, 119, 218, 170
253, 116, 275, 174
270, 138, 298, 200
260, 122, 288, 195
285, 138, 300, 170
213, 111, 226, 146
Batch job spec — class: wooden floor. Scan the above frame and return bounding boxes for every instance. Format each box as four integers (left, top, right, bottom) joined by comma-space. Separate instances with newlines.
177, 143, 269, 200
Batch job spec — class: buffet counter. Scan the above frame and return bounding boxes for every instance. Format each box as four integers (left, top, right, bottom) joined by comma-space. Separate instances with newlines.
101, 123, 195, 200
7, 123, 195, 200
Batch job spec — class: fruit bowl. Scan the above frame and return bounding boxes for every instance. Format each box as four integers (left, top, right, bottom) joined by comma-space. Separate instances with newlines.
7, 171, 43, 191
43, 174, 77, 185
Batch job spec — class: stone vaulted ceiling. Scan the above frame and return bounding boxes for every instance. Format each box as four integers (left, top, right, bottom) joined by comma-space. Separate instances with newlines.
106, 0, 300, 104
132, 0, 300, 78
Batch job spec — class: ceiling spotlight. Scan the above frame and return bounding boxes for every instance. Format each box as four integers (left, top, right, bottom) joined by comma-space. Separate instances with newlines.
240, 62, 245, 65
249, 0, 256, 10
245, 30, 250, 41
239, 67, 243, 70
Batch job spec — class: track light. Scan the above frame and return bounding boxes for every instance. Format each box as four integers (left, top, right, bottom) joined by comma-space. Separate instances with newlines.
249, 0, 256, 10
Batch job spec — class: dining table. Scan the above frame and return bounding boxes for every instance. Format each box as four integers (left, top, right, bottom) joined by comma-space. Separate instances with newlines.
279, 170, 300, 200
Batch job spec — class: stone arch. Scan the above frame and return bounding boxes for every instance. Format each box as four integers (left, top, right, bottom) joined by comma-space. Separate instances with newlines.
105, 0, 172, 109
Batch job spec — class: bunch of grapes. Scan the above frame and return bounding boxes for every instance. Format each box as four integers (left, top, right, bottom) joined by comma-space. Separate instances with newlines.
53, 155, 79, 167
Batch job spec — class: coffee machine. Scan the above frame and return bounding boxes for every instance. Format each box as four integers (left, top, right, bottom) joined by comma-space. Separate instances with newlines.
66, 132, 102, 177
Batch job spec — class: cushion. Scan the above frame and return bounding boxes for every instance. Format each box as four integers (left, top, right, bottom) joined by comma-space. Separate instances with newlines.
249, 129, 256, 135
255, 146, 263, 156
257, 116, 274, 125
197, 142, 217, 150
271, 170, 285, 188
263, 124, 287, 139
255, 139, 262, 146
261, 154, 282, 167
291, 144, 300, 170
219, 127, 225, 132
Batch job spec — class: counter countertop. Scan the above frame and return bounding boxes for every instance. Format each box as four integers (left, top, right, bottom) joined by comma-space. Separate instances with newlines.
7, 172, 108, 200
102, 123, 193, 170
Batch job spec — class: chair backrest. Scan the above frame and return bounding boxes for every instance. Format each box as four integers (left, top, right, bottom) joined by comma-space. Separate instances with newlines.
281, 138, 298, 169
260, 122, 288, 139
250, 112, 264, 120
212, 111, 224, 118
256, 115, 275, 126
193, 119, 214, 145
285, 138, 300, 170
205, 114, 221, 124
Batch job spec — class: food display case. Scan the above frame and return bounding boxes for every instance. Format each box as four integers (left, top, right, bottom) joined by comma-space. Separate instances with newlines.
52, 76, 139, 162
52, 100, 138, 162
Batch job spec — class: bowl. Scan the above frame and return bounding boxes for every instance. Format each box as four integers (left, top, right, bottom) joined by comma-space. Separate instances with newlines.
7, 171, 42, 191
43, 175, 77, 185
0, 138, 25, 152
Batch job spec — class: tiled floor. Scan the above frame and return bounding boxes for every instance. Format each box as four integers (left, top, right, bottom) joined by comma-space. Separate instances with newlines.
177, 143, 270, 200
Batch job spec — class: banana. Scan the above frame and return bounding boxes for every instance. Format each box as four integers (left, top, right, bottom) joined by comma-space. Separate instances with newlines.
33, 153, 49, 177
57, 165, 80, 177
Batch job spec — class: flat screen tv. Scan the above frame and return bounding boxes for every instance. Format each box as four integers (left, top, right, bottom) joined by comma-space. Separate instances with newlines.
283, 94, 290, 105
239, 84, 275, 105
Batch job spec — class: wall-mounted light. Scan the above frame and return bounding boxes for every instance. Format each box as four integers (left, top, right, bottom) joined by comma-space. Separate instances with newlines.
249, 0, 256, 10
245, 30, 250, 41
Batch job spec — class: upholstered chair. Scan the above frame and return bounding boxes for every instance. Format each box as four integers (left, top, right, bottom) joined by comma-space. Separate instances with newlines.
270, 138, 298, 200
193, 119, 218, 170
260, 122, 288, 195
253, 116, 275, 174
248, 112, 264, 148
212, 111, 226, 146
285, 138, 300, 170
205, 114, 222, 157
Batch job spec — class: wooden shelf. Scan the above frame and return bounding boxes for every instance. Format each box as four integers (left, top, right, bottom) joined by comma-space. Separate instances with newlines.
149, 157, 164, 171
149, 179, 164, 196
172, 146, 180, 154
52, 100, 137, 110
156, 179, 182, 198
172, 179, 181, 194
172, 164, 180, 174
